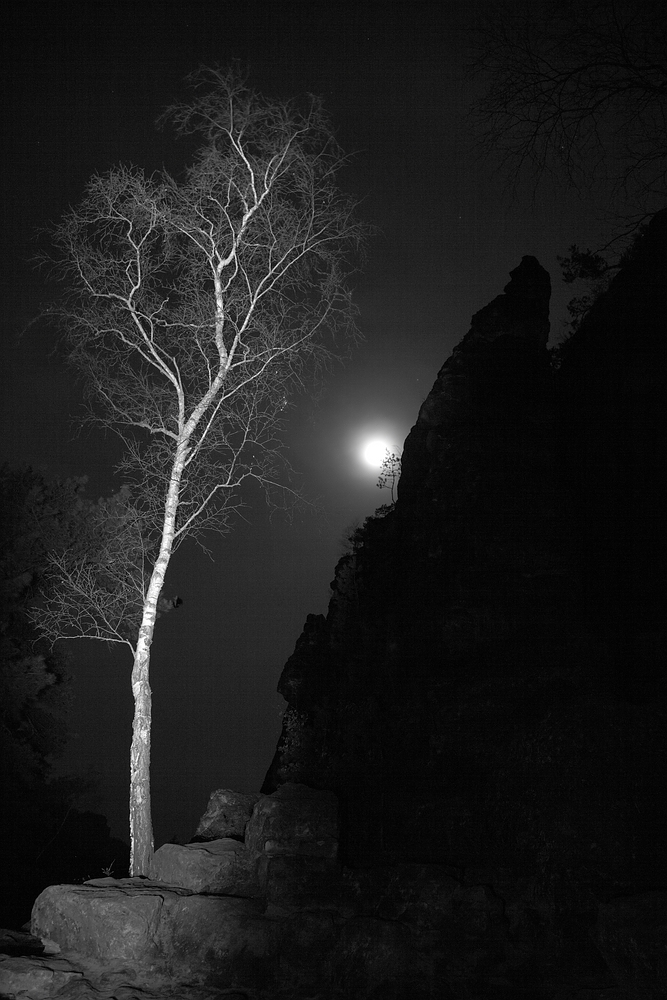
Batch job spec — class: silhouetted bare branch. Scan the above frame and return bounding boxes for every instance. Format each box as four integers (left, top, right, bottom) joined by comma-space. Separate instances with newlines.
467, 0, 667, 220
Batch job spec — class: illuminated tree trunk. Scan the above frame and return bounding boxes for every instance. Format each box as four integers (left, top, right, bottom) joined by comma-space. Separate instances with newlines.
128, 447, 187, 876
129, 640, 153, 876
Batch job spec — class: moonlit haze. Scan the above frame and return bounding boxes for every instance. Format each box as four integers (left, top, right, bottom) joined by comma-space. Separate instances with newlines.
362, 440, 393, 468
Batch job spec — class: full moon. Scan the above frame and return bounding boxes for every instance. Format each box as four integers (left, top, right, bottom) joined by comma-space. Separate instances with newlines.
362, 439, 391, 468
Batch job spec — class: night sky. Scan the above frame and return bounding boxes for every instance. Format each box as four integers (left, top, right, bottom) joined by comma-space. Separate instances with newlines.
1, 1, 611, 846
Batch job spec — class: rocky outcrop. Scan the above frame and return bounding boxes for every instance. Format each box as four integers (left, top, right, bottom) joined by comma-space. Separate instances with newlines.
147, 783, 338, 895
245, 781, 338, 857
263, 253, 563, 864
556, 210, 667, 637
8, 843, 666, 998
1, 785, 355, 999
398, 253, 552, 507
260, 223, 667, 997
193, 788, 260, 841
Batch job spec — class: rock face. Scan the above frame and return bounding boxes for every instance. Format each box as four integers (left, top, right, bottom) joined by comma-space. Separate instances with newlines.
193, 788, 260, 841
399, 253, 552, 507
147, 783, 337, 896
263, 253, 561, 865
245, 781, 338, 857
556, 212, 667, 636
149, 838, 262, 896
260, 222, 667, 996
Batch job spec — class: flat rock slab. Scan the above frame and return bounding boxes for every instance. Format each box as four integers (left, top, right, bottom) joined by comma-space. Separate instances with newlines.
149, 839, 261, 895
31, 879, 277, 990
0, 952, 251, 999
0, 953, 84, 999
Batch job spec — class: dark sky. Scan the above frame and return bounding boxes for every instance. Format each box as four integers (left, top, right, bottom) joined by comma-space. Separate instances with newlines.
1, 1, 609, 846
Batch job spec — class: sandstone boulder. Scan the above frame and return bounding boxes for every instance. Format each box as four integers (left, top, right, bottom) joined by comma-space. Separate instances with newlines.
194, 788, 261, 841
32, 879, 188, 968
31, 878, 279, 991
149, 838, 261, 895
246, 782, 338, 857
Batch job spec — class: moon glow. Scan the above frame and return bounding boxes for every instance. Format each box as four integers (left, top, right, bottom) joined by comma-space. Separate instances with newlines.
362, 439, 391, 468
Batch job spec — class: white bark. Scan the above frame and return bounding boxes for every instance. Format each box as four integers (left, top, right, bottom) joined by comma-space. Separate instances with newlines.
129, 443, 188, 874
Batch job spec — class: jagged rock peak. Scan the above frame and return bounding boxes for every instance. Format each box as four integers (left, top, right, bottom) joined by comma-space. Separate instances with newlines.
398, 255, 551, 504
460, 254, 551, 352
416, 255, 551, 433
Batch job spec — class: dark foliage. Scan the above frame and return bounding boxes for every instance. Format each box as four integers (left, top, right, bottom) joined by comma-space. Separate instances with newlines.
0, 466, 130, 929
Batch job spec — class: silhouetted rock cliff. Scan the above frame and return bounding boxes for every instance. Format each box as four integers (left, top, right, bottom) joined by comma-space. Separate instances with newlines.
262, 221, 667, 995
264, 253, 566, 868
557, 211, 667, 639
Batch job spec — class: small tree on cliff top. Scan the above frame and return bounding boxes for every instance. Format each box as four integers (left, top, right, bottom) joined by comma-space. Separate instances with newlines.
29, 66, 365, 875
377, 450, 401, 505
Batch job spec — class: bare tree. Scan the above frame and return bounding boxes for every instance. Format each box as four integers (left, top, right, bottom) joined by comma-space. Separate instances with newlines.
466, 0, 667, 221
30, 66, 365, 875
